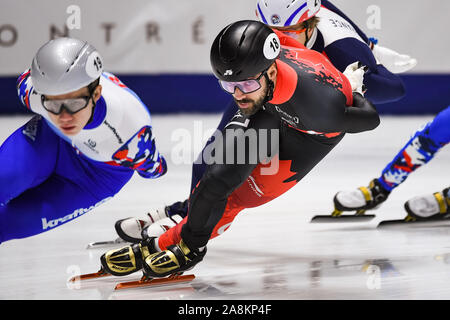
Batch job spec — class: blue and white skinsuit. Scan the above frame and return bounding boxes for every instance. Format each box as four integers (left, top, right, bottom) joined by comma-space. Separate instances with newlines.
0, 70, 167, 243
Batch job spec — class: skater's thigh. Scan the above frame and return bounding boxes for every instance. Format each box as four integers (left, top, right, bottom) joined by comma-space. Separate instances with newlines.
427, 106, 450, 144
278, 127, 344, 182
0, 115, 59, 204
0, 173, 113, 243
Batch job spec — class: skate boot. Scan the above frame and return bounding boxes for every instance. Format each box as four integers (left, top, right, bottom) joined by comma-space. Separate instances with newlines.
100, 237, 159, 276
115, 200, 188, 243
333, 179, 391, 216
143, 239, 206, 278
140, 214, 184, 245
404, 187, 450, 221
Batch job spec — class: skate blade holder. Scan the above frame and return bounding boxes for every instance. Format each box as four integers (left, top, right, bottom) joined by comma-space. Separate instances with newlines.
86, 237, 126, 249
68, 269, 195, 290
310, 209, 375, 223
114, 273, 195, 290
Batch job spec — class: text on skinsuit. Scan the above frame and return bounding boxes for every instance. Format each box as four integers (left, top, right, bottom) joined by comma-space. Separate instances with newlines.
41, 197, 112, 230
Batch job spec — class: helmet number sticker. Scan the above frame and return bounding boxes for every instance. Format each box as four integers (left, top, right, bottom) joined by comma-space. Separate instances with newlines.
86, 51, 103, 78
93, 56, 102, 71
263, 33, 280, 60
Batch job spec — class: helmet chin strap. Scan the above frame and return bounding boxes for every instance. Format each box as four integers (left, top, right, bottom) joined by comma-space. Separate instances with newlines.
263, 72, 275, 105
304, 27, 311, 47
86, 97, 97, 124
86, 83, 100, 124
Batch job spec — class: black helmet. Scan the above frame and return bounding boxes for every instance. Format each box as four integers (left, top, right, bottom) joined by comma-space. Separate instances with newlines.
210, 20, 281, 81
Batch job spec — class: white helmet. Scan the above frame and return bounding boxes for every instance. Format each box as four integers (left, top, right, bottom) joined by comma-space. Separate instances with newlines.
256, 0, 321, 27
31, 37, 103, 95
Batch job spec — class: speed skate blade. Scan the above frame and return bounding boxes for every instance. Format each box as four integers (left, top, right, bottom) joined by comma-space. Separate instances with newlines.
115, 274, 195, 290
310, 214, 376, 223
377, 218, 450, 228
86, 237, 126, 249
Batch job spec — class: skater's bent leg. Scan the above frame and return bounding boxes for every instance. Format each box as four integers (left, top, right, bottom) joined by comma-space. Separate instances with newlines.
0, 175, 109, 243
157, 158, 308, 250
0, 155, 134, 244
0, 116, 58, 205
427, 105, 450, 145
378, 106, 450, 191
157, 205, 243, 251
189, 101, 239, 192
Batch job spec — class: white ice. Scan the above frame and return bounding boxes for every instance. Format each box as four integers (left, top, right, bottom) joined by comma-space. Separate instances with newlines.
0, 113, 449, 300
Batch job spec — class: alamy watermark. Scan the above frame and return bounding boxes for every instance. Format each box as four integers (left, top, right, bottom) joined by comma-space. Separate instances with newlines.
366, 264, 381, 290
170, 121, 280, 175
366, 5, 381, 30
66, 5, 81, 30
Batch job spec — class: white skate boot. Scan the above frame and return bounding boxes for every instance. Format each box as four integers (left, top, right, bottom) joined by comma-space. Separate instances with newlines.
404, 187, 450, 221
333, 179, 390, 215
311, 179, 390, 222
115, 200, 188, 243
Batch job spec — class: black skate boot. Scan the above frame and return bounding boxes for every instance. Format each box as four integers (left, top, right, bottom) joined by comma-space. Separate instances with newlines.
100, 237, 159, 276
142, 239, 206, 278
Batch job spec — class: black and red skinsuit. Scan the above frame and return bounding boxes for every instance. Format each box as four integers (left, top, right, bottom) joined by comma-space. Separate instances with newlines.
158, 32, 379, 250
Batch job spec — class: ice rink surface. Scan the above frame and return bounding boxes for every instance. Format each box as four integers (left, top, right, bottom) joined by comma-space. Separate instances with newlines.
0, 113, 449, 300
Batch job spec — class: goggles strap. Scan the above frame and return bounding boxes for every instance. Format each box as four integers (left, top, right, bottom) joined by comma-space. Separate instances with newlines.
263, 72, 274, 105
86, 96, 96, 125
304, 27, 311, 47
86, 83, 99, 124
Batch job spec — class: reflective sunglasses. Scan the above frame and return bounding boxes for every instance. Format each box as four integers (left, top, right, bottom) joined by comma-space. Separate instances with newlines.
219, 71, 266, 94
41, 95, 93, 115
40, 81, 100, 116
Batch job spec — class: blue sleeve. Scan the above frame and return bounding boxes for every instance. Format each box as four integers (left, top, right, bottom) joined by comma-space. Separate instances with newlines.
325, 39, 406, 104
110, 126, 167, 179
321, 0, 371, 45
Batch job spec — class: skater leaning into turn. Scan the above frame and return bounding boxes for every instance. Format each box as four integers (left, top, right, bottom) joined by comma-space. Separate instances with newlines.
0, 37, 167, 244
114, 0, 417, 241
333, 105, 450, 222
100, 20, 380, 278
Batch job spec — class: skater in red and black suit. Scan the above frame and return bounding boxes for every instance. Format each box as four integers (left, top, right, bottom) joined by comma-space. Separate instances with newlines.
100, 20, 380, 277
